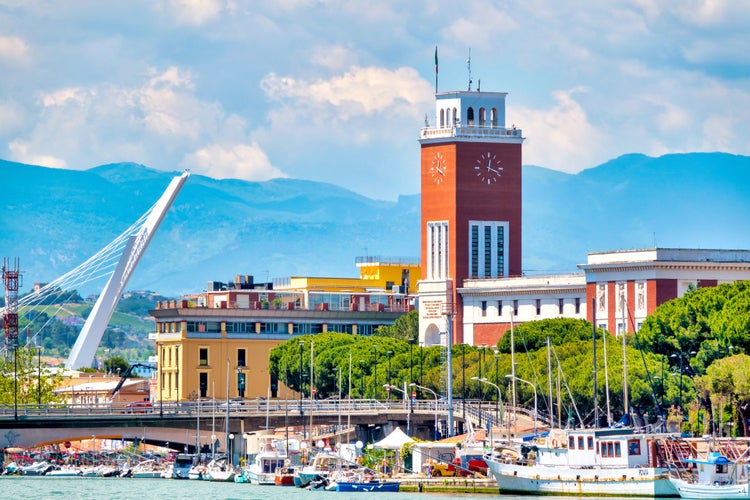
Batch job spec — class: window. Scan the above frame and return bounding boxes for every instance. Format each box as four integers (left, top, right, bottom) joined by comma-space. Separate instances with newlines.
484, 226, 492, 276
428, 221, 449, 280
238, 348, 246, 367
471, 225, 479, 277
467, 106, 475, 125
481, 301, 487, 317
568, 436, 575, 449
558, 298, 564, 315
199, 348, 208, 366
577, 436, 584, 449
628, 439, 641, 455
575, 297, 581, 314
497, 300, 503, 316
614, 442, 621, 457
513, 300, 518, 317
536, 299, 541, 315
587, 437, 593, 449
199, 372, 208, 398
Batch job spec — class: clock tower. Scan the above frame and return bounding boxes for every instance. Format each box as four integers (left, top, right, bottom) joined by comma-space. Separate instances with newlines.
418, 89, 524, 346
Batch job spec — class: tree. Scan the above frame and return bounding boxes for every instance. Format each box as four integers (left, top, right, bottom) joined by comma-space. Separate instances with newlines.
104, 356, 130, 376
374, 310, 419, 342
0, 347, 65, 405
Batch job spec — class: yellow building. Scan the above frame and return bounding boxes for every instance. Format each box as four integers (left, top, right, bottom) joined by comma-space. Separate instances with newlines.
152, 258, 419, 402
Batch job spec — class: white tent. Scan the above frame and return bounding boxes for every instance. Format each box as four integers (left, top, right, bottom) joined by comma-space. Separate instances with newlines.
370, 427, 414, 450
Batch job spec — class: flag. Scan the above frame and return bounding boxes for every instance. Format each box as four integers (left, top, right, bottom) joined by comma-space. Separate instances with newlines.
434, 46, 438, 74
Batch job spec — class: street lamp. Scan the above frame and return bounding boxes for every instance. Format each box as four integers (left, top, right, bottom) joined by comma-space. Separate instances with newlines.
411, 383, 439, 440
408, 339, 415, 414
373, 345, 378, 400
472, 377, 503, 446
359, 360, 366, 398
494, 349, 500, 425
506, 374, 537, 435
228, 433, 235, 465
386, 351, 393, 401
298, 340, 304, 413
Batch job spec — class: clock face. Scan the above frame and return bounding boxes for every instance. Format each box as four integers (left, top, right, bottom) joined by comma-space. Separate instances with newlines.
430, 152, 448, 184
474, 152, 503, 185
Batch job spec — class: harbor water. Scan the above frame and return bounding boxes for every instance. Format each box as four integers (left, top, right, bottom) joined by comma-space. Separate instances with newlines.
0, 476, 497, 500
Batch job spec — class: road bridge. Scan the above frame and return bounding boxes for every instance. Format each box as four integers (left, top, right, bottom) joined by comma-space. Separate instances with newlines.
0, 399, 544, 450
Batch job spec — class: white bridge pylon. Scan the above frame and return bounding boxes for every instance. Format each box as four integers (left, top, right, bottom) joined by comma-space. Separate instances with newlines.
66, 171, 190, 370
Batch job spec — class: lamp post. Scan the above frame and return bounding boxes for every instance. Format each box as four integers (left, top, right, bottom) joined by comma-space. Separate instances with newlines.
411, 383, 439, 440
386, 384, 410, 435
386, 351, 393, 401
373, 345, 378, 400
298, 340, 304, 413
228, 433, 235, 466
670, 350, 695, 417
408, 339, 415, 414
472, 376, 503, 446
506, 374, 537, 435
359, 360, 366, 398
37, 342, 43, 405
419, 342, 423, 388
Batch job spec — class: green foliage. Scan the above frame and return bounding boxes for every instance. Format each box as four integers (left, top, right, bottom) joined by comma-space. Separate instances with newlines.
104, 356, 130, 376
374, 310, 419, 341
0, 347, 66, 404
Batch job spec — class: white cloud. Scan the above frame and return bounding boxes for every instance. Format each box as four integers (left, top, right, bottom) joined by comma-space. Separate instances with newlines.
260, 66, 432, 121
0, 35, 30, 65
182, 142, 286, 181
514, 88, 609, 173
8, 141, 67, 169
159, 0, 224, 26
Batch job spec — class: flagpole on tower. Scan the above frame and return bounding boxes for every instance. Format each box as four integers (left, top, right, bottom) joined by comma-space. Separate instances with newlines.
434, 46, 439, 94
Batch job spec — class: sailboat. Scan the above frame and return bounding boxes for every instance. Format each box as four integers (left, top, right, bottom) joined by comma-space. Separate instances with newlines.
484, 303, 680, 497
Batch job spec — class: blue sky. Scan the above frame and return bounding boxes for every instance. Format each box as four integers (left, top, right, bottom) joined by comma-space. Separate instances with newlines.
1, 1, 749, 201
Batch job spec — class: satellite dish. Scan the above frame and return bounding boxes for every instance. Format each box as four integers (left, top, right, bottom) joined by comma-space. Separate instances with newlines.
355, 440, 364, 449
316, 440, 325, 448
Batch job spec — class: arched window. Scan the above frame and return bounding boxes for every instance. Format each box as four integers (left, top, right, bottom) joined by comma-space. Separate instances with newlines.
439, 108, 445, 128
479, 107, 486, 126
453, 107, 459, 126
467, 107, 475, 125
491, 108, 498, 127
446, 108, 451, 127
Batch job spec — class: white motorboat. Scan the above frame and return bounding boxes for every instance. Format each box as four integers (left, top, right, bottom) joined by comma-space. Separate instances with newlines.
241, 435, 287, 485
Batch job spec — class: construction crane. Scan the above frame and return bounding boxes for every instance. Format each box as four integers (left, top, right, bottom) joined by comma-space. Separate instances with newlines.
110, 363, 154, 402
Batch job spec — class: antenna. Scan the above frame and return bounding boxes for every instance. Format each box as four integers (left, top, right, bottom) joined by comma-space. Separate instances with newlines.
467, 48, 472, 91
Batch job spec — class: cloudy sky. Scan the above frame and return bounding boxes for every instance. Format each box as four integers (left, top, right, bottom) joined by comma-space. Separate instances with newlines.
1, 1, 749, 201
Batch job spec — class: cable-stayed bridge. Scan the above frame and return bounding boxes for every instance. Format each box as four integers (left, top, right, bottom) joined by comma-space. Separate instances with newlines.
2, 171, 190, 369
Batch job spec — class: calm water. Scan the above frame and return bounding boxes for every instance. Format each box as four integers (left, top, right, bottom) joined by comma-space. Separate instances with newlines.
0, 476, 498, 500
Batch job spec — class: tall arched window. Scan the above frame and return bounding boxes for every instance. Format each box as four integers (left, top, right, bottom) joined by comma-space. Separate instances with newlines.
453, 107, 459, 126
440, 108, 445, 127
479, 107, 487, 126
491, 108, 498, 127
467, 107, 475, 125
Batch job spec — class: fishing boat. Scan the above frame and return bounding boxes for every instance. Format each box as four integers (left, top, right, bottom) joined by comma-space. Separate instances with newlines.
485, 427, 679, 497
669, 451, 750, 499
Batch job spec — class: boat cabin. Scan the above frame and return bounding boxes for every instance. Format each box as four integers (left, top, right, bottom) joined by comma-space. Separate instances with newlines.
535, 428, 662, 468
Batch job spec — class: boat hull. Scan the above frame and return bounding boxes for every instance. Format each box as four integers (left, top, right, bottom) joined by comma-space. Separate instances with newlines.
486, 460, 677, 497
670, 477, 750, 499
335, 481, 400, 492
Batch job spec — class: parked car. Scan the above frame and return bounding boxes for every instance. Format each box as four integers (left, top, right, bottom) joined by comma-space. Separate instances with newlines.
122, 401, 153, 414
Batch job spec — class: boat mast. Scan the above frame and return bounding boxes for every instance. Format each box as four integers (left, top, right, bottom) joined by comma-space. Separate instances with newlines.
621, 295, 629, 420
592, 298, 598, 428
547, 337, 554, 429
604, 322, 612, 426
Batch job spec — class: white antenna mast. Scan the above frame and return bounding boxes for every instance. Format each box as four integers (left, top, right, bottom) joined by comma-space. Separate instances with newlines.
467, 48, 472, 91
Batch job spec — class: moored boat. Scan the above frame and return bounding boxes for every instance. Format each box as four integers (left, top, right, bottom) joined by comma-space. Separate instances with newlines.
485, 427, 679, 497
171, 453, 195, 479
669, 451, 750, 499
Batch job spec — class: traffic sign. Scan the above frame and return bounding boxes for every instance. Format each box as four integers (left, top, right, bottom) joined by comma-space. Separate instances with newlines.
411, 391, 416, 398
311, 387, 317, 394
385, 386, 390, 392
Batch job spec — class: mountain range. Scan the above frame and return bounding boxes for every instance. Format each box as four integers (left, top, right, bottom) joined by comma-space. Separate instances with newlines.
1, 152, 749, 297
